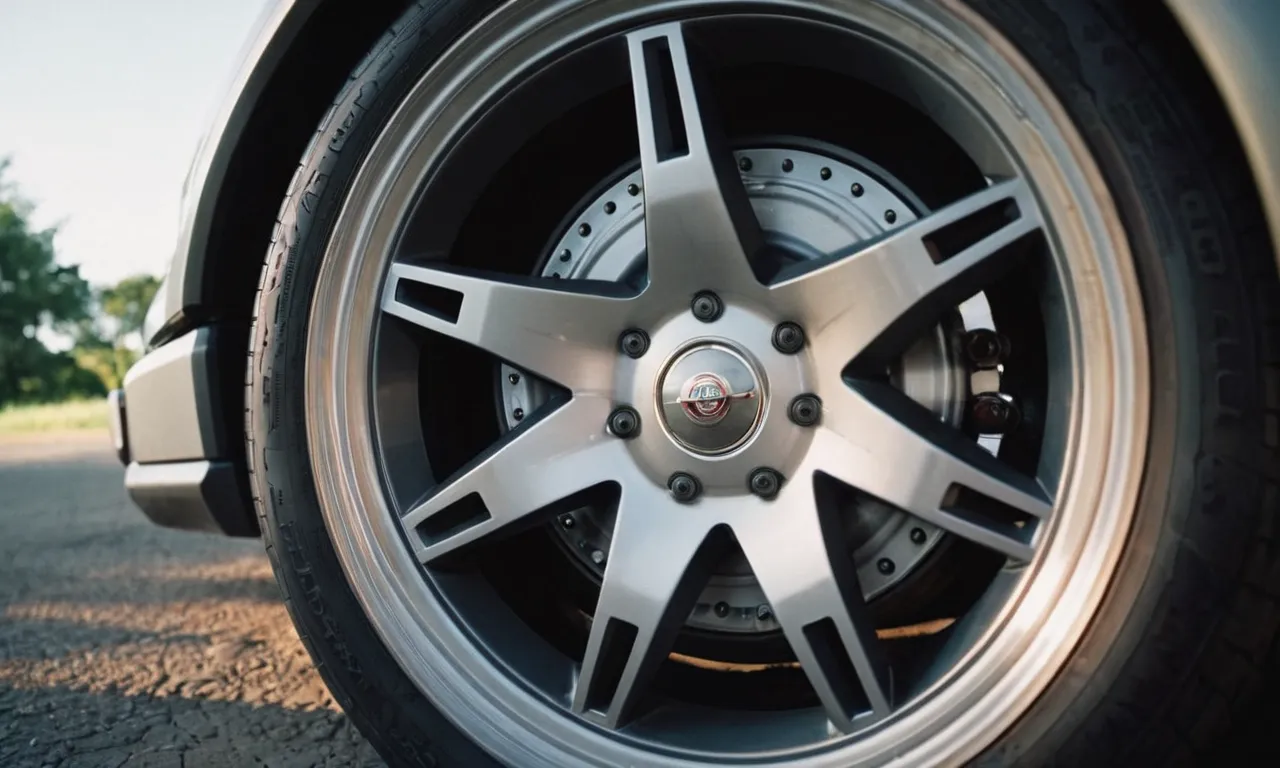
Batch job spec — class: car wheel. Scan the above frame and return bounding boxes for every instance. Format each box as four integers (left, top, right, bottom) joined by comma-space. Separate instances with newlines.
246, 0, 1280, 765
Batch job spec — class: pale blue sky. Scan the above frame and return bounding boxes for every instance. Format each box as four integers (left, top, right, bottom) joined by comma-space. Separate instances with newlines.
0, 0, 269, 286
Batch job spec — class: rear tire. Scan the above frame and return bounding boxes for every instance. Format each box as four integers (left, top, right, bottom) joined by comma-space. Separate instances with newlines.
245, 1, 1280, 766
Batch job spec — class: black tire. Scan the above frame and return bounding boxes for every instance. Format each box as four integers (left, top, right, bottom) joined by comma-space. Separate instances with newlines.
245, 1, 1280, 766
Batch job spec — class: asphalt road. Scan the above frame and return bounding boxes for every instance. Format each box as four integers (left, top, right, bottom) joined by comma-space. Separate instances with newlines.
5, 431, 1280, 768
0, 433, 383, 768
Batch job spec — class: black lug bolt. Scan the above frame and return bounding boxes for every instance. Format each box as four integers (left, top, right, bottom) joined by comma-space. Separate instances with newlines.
910, 527, 927, 544
608, 406, 641, 439
885, 210, 897, 224
668, 472, 701, 503
513, 408, 524, 421
970, 392, 1021, 435
508, 372, 520, 384
578, 223, 592, 237
560, 515, 575, 529
877, 558, 896, 575
691, 291, 724, 322
619, 329, 650, 359
851, 182, 865, 197
772, 322, 806, 354
627, 183, 641, 196
820, 166, 832, 180
963, 328, 1011, 370
789, 394, 822, 427
782, 158, 794, 172
714, 601, 730, 618
559, 249, 571, 262
604, 201, 616, 214
756, 604, 773, 621
748, 467, 782, 500
738, 156, 753, 172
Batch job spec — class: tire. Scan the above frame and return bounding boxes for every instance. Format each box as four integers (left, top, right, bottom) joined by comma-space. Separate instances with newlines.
245, 1, 1280, 766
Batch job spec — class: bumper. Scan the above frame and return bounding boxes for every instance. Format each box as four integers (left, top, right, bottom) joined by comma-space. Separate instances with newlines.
115, 327, 258, 537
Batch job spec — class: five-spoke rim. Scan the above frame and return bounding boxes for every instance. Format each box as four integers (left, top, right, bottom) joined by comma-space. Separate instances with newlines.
306, 1, 1148, 765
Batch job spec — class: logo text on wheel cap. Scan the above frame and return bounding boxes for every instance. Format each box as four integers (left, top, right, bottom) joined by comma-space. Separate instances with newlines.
677, 373, 753, 426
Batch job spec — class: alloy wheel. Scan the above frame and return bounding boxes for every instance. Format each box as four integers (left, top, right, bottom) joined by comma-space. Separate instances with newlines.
305, 2, 1149, 764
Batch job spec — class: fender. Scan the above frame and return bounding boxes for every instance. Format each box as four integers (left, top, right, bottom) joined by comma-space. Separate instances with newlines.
1165, 0, 1280, 267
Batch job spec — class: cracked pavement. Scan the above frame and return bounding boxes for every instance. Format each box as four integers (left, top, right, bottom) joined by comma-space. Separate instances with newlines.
0, 433, 383, 768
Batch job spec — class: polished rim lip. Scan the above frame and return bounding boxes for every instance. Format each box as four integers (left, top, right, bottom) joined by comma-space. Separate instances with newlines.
303, 1, 1150, 765
657, 341, 767, 456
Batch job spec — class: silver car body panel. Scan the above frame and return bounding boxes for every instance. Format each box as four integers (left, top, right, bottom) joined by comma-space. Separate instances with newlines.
1165, 0, 1280, 258
156, 0, 309, 335
122, 328, 227, 464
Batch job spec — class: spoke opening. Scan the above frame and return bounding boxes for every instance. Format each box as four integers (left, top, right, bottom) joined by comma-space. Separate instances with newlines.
579, 617, 641, 714
395, 274, 464, 324
922, 195, 1021, 265
417, 491, 491, 547
640, 36, 690, 161
802, 617, 881, 723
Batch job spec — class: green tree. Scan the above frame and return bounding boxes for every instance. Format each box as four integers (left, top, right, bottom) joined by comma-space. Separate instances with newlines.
99, 273, 160, 350
0, 159, 96, 407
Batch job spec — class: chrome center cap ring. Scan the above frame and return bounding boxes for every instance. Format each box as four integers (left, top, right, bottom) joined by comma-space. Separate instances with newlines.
658, 343, 766, 456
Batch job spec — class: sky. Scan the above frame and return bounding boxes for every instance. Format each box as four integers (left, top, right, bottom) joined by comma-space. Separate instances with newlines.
0, 0, 270, 287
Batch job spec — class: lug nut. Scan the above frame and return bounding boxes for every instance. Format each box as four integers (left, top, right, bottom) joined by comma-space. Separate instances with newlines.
748, 467, 782, 500
738, 156, 753, 172
560, 514, 575, 529
772, 322, 806, 354
756, 604, 773, 621
668, 472, 701, 503
508, 372, 520, 384
877, 558, 895, 575
970, 392, 1021, 435
618, 329, 649, 359
963, 328, 1011, 370
910, 527, 926, 544
591, 549, 606, 565
691, 291, 723, 322
789, 394, 821, 427
714, 601, 730, 618
608, 406, 640, 438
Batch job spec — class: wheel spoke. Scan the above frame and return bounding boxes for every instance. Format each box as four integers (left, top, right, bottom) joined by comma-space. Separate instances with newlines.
403, 395, 621, 565
382, 261, 632, 391
818, 381, 1051, 562
770, 178, 1042, 365
736, 483, 892, 730
626, 23, 764, 293
572, 487, 726, 728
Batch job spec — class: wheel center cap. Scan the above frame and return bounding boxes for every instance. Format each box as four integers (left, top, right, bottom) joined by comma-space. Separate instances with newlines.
659, 344, 766, 456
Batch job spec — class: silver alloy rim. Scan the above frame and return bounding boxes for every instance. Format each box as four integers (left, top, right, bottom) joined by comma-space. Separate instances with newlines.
305, 1, 1150, 765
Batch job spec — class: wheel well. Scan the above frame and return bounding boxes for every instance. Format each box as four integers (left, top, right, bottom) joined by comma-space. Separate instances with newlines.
202, 0, 412, 535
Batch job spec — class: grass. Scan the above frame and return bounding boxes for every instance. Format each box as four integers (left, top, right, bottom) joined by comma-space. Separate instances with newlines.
0, 398, 110, 435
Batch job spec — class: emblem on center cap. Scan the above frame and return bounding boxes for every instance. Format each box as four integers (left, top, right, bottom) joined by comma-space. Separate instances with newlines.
677, 372, 753, 426
658, 344, 765, 456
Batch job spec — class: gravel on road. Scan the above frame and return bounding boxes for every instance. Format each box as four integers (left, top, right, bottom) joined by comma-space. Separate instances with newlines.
0, 433, 384, 768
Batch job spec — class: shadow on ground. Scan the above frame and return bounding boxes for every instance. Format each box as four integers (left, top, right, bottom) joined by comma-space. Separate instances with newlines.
0, 434, 383, 767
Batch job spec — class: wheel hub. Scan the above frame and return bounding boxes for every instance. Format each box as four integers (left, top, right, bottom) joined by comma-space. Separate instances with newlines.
503, 145, 969, 632
659, 343, 765, 455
